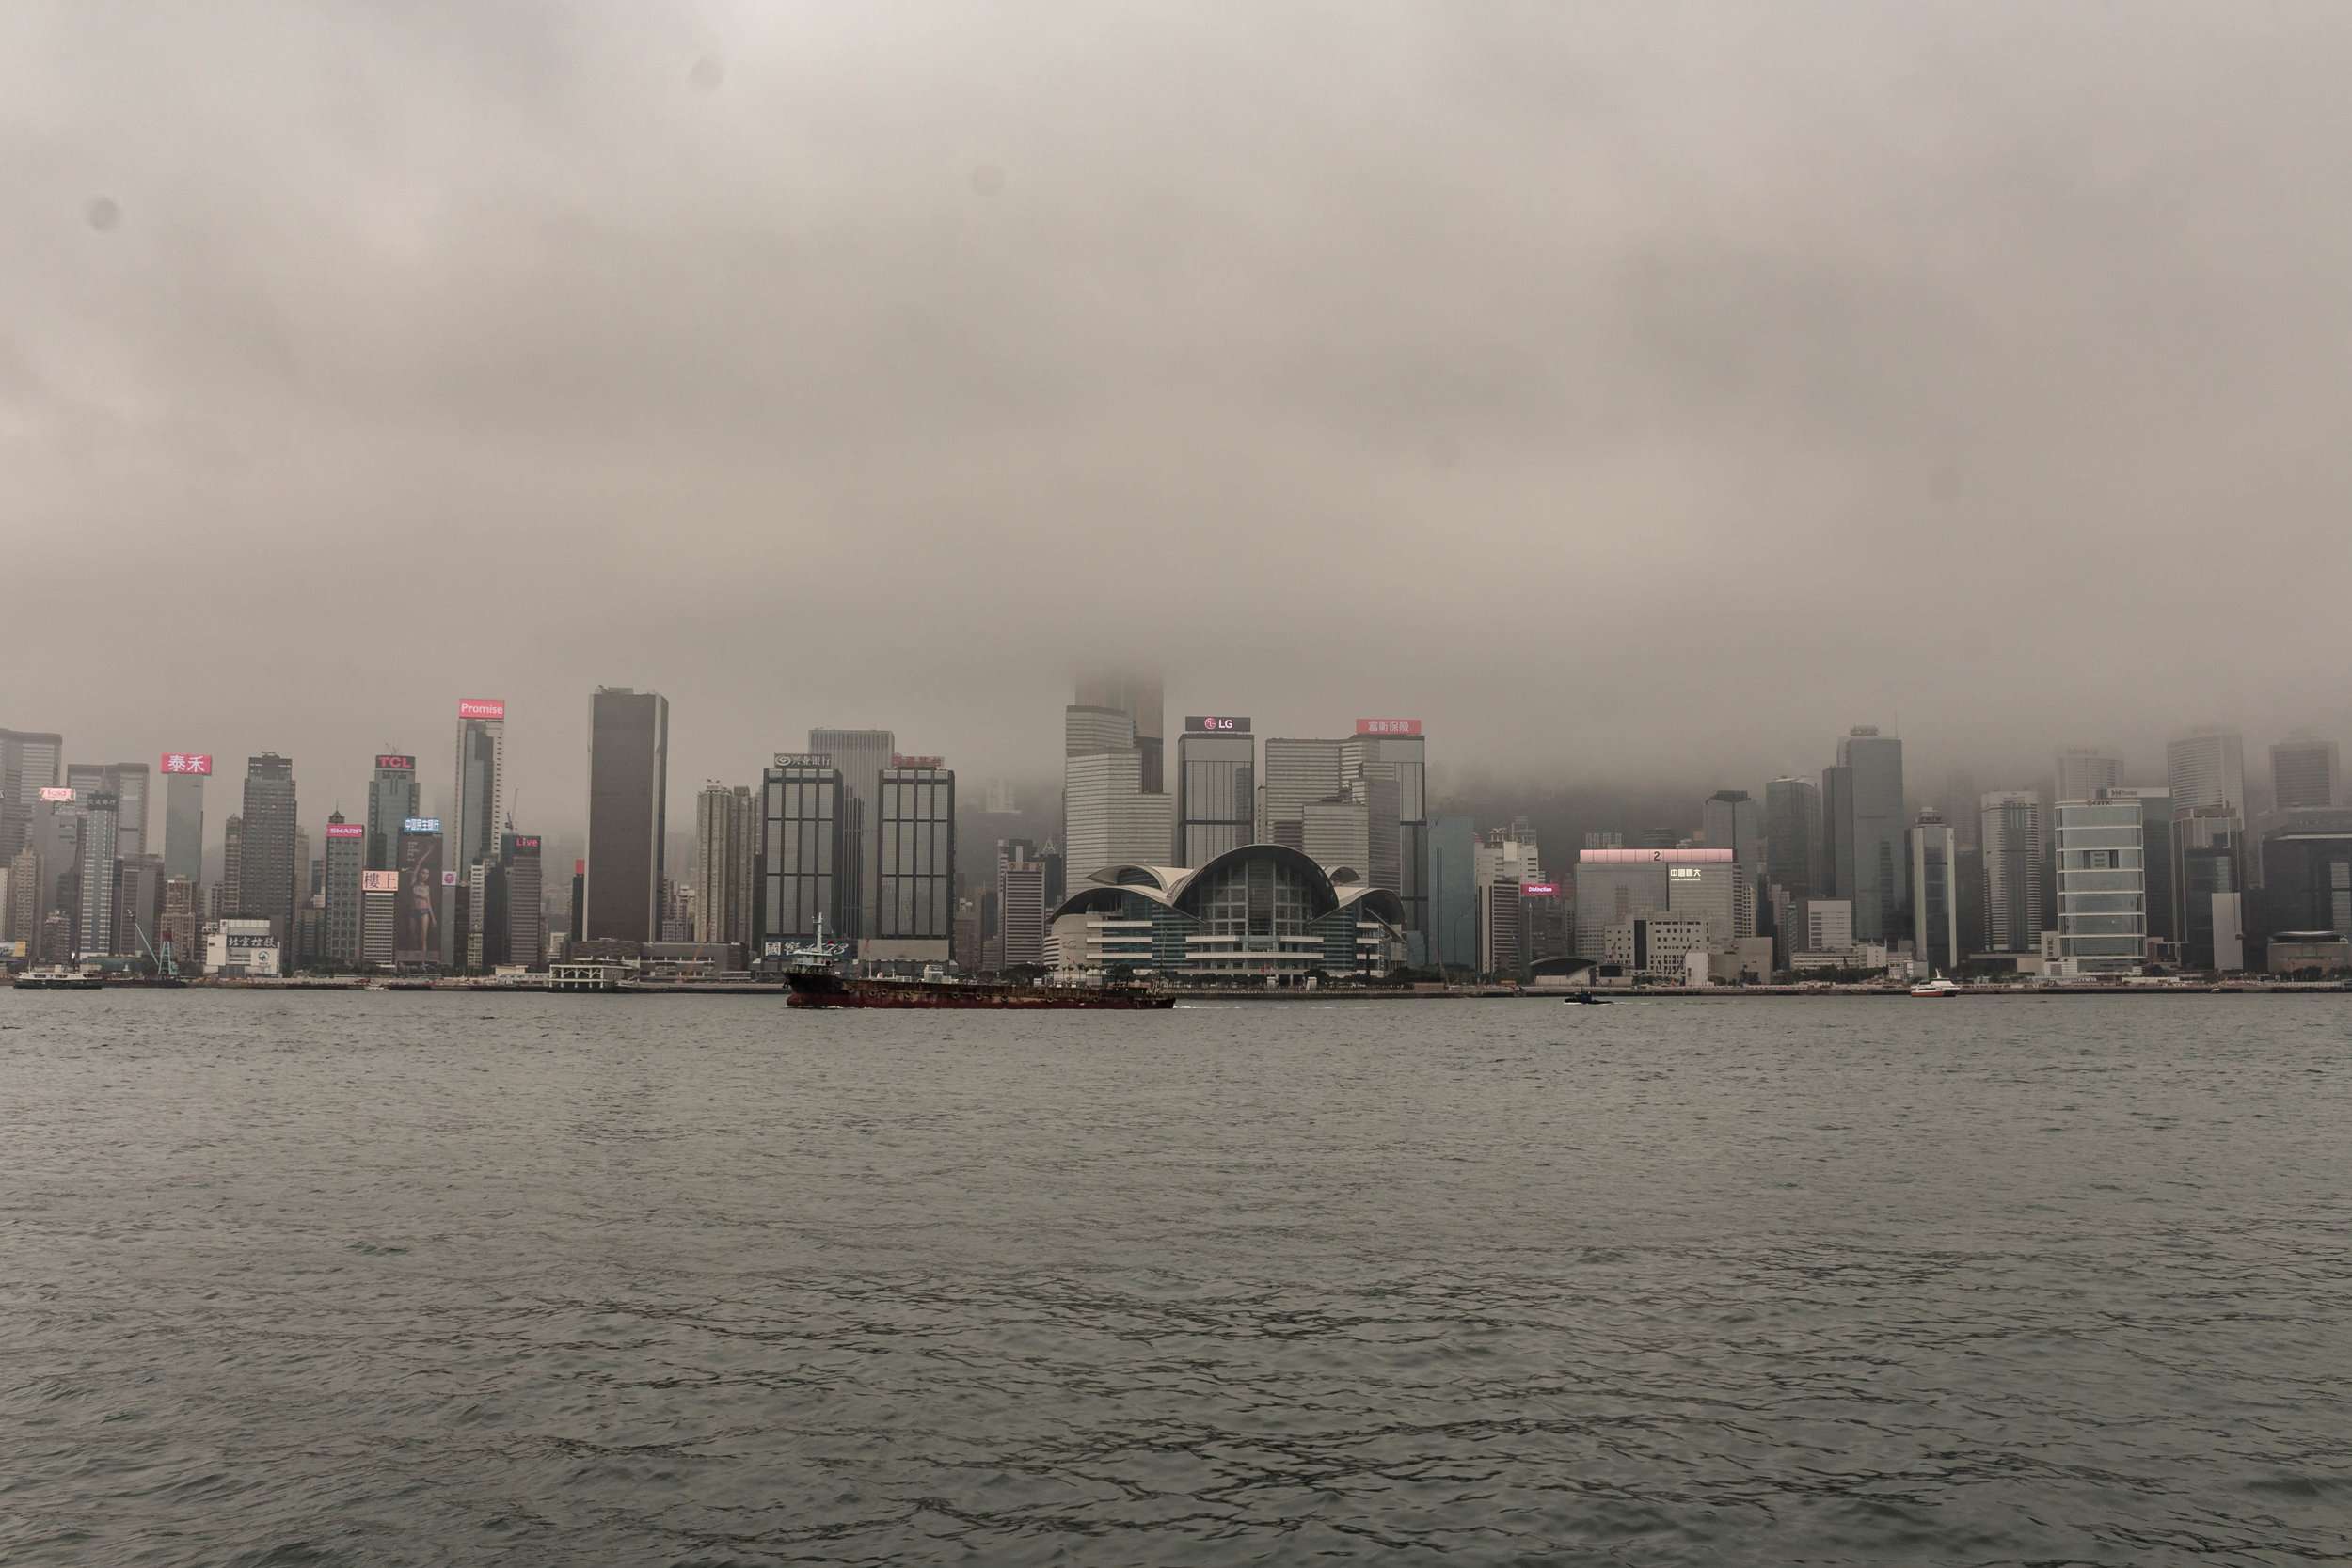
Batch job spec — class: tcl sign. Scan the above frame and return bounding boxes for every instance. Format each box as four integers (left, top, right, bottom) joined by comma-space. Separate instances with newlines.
457, 699, 506, 721
160, 752, 214, 775
374, 754, 415, 771
1354, 718, 1422, 736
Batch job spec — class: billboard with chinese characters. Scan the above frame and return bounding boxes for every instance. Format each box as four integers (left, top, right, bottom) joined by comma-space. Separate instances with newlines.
160, 752, 214, 776
325, 823, 365, 840
1184, 716, 1251, 734
361, 870, 402, 894
771, 753, 831, 769
457, 699, 506, 721
373, 754, 415, 772
403, 817, 440, 833
890, 754, 945, 769
1354, 718, 1422, 736
395, 830, 445, 966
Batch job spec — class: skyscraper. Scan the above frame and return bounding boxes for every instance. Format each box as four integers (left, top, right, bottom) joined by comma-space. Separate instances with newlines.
1073, 670, 1165, 794
323, 812, 364, 967
2055, 747, 2124, 806
1176, 716, 1255, 866
238, 755, 298, 947
1343, 722, 1429, 950
500, 831, 547, 969
870, 758, 954, 963
1979, 791, 2043, 954
692, 783, 758, 946
218, 814, 244, 919
65, 762, 149, 859
364, 752, 420, 871
0, 728, 64, 862
1830, 727, 1906, 943
2055, 789, 2147, 976
1062, 705, 1171, 886
1908, 809, 1959, 974
1258, 737, 1344, 850
1764, 775, 1820, 898
2270, 734, 2341, 812
807, 726, 895, 941
585, 688, 669, 942
2166, 729, 2247, 816
451, 699, 506, 875
114, 854, 165, 961
761, 755, 844, 949
72, 789, 120, 958
159, 875, 201, 974
161, 752, 211, 886
996, 850, 1045, 968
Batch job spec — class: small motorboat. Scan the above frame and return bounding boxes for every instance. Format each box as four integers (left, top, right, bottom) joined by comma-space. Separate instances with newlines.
1909, 978, 1961, 998
1565, 990, 1613, 1006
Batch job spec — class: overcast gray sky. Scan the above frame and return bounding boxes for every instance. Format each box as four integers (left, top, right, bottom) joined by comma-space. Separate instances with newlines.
8, 1, 2349, 833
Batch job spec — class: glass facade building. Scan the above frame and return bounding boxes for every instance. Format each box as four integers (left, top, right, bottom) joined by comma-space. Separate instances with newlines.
1049, 846, 1407, 979
761, 759, 844, 953
1176, 727, 1255, 868
2055, 794, 2145, 975
870, 763, 955, 962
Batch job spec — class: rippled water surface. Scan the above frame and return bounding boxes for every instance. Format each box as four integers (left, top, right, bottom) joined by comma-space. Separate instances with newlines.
3, 991, 2349, 1565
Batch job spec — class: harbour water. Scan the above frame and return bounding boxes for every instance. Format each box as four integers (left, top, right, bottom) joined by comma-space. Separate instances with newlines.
3, 991, 2347, 1564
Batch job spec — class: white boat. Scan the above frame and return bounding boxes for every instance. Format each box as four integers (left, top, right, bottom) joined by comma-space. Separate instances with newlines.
11, 965, 107, 990
1909, 978, 1961, 998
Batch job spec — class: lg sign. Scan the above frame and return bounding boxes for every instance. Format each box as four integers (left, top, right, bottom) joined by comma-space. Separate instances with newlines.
1184, 715, 1251, 734
457, 698, 506, 721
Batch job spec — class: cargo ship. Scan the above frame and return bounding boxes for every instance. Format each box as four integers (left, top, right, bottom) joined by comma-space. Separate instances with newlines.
785, 971, 1174, 1009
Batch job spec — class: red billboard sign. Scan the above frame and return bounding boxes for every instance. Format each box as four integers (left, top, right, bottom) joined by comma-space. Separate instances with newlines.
38, 786, 73, 802
160, 752, 214, 776
325, 823, 365, 839
509, 835, 542, 851
373, 754, 415, 771
457, 699, 506, 721
1354, 718, 1422, 736
1521, 882, 1559, 896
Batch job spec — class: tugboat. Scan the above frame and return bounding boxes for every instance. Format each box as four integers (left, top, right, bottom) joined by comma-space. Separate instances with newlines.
1564, 990, 1613, 1006
782, 918, 1172, 1010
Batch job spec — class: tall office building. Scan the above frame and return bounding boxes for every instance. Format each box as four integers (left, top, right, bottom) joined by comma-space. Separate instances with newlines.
160, 752, 210, 885
1979, 791, 2043, 954
1820, 764, 1850, 902
237, 754, 298, 947
1429, 816, 1477, 974
2166, 729, 2247, 815
692, 783, 758, 945
218, 815, 244, 919
2270, 734, 2341, 812
500, 831, 547, 968
870, 759, 954, 963
1908, 810, 1959, 974
1764, 775, 1820, 897
364, 752, 421, 871
2054, 789, 2147, 976
323, 812, 364, 966
115, 854, 165, 961
585, 687, 669, 942
65, 762, 150, 859
1701, 789, 1764, 872
1176, 716, 1255, 866
1073, 671, 1165, 795
452, 699, 506, 874
1062, 705, 1172, 885
72, 789, 120, 958
761, 755, 845, 950
1302, 794, 1372, 876
996, 851, 1046, 968
1, 728, 64, 862
159, 875, 201, 973
1475, 824, 1542, 978
1258, 737, 1344, 850
807, 727, 894, 941
2056, 747, 2124, 806
2261, 812, 2352, 941
1343, 722, 1429, 949
2173, 805, 2245, 971
1828, 727, 1906, 943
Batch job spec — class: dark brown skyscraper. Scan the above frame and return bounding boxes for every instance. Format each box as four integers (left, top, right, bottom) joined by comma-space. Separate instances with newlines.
237, 753, 298, 947
585, 688, 668, 942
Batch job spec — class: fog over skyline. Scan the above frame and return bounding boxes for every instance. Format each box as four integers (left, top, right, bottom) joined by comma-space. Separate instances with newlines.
9, 2, 2350, 833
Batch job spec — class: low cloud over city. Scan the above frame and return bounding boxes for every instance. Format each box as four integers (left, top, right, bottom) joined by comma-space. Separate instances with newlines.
8, 2, 2350, 820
